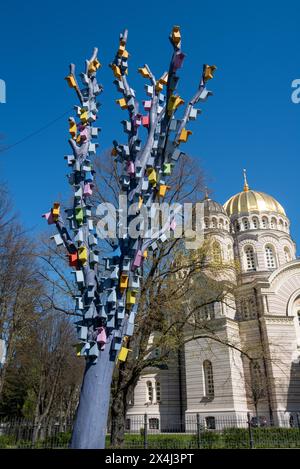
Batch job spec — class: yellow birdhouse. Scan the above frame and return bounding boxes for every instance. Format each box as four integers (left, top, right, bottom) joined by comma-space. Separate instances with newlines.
178, 128, 193, 143
65, 74, 77, 88
204, 65, 217, 81
88, 58, 101, 74
167, 95, 184, 114
138, 196, 143, 209
111, 64, 122, 79
52, 202, 60, 221
126, 290, 137, 305
159, 184, 170, 197
69, 120, 77, 138
143, 250, 148, 259
118, 346, 131, 362
116, 98, 128, 110
159, 72, 168, 85
120, 274, 129, 290
147, 168, 157, 186
155, 81, 164, 93
80, 110, 88, 124
118, 43, 129, 58
78, 246, 88, 265
138, 67, 150, 78
171, 26, 181, 46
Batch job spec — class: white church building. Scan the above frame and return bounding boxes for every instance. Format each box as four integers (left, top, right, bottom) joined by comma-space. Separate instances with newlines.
126, 174, 300, 430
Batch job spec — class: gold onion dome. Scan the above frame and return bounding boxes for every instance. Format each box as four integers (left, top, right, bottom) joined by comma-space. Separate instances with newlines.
223, 170, 286, 217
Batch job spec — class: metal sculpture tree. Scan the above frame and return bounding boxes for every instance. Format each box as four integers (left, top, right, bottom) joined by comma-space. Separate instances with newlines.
43, 26, 216, 449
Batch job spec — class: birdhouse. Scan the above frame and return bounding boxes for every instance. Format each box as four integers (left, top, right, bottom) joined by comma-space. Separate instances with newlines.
120, 274, 129, 290
132, 250, 143, 268
121, 175, 130, 188
122, 120, 132, 133
159, 185, 170, 198
199, 88, 212, 101
88, 219, 94, 231
142, 115, 149, 128
83, 183, 93, 197
174, 51, 185, 69
77, 325, 88, 341
127, 161, 135, 175
106, 315, 115, 328
116, 98, 127, 109
76, 343, 88, 357
65, 154, 75, 166
75, 207, 84, 225
90, 252, 99, 265
69, 120, 77, 138
178, 128, 192, 143
96, 328, 107, 351
138, 66, 150, 78
163, 163, 172, 175
80, 110, 88, 124
129, 274, 140, 289
88, 234, 97, 246
75, 187, 83, 199
110, 265, 120, 280
111, 64, 122, 79
127, 98, 135, 109
52, 203, 60, 221
65, 74, 77, 88
147, 168, 157, 186
88, 143, 97, 155
167, 95, 184, 114
133, 114, 142, 127
99, 305, 107, 319
51, 234, 63, 246
84, 171, 93, 183
118, 347, 131, 362
73, 270, 84, 287
75, 296, 84, 310
122, 257, 131, 271
203, 65, 217, 81
126, 289, 137, 305
91, 127, 99, 138
189, 107, 201, 120
149, 241, 158, 251
78, 246, 88, 265
171, 25, 181, 45
145, 85, 153, 96
75, 229, 84, 244
42, 211, 54, 225
88, 57, 101, 73
143, 100, 152, 111
68, 252, 78, 267
117, 307, 125, 320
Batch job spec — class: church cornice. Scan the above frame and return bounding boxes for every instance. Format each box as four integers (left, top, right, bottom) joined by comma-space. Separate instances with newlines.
267, 259, 300, 284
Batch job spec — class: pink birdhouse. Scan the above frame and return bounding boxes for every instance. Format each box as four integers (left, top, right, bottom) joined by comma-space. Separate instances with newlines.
42, 211, 55, 225
80, 127, 89, 142
142, 115, 150, 128
132, 250, 143, 269
83, 183, 93, 196
127, 161, 135, 175
96, 327, 107, 351
143, 100, 152, 111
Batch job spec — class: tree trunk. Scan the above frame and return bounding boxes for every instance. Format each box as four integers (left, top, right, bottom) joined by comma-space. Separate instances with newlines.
70, 344, 115, 449
110, 389, 126, 448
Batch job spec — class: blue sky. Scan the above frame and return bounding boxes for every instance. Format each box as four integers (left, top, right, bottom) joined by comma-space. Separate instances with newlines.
0, 0, 300, 246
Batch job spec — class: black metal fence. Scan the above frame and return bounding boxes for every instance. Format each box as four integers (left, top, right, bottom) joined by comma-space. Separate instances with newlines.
1, 412, 300, 449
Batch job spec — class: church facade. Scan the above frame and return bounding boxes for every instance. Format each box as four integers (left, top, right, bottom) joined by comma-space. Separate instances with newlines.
126, 176, 300, 430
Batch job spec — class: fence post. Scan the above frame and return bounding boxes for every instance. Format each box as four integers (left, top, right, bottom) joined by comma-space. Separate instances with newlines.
196, 414, 201, 449
143, 414, 148, 450
247, 412, 254, 449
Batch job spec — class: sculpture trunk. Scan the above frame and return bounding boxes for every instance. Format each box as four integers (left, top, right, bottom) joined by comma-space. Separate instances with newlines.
70, 345, 115, 449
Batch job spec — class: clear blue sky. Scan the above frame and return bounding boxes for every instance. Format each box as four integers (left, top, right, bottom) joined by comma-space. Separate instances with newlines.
0, 0, 299, 246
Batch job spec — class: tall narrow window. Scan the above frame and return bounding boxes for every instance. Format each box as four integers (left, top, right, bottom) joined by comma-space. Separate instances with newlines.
156, 381, 161, 403
204, 218, 209, 229
265, 245, 276, 269
203, 360, 214, 399
212, 242, 222, 263
270, 218, 277, 229
297, 311, 300, 327
146, 381, 153, 403
243, 218, 249, 230
245, 246, 256, 271
211, 218, 217, 229
252, 217, 259, 229
284, 247, 291, 263
262, 217, 268, 228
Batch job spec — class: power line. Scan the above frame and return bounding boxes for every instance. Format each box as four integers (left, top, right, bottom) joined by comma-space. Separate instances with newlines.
0, 108, 72, 154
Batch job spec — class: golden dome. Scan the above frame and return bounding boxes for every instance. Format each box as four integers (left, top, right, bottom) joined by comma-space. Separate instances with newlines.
223, 171, 286, 217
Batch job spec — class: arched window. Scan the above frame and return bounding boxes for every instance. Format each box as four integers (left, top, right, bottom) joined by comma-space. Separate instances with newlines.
211, 217, 217, 229
212, 241, 222, 263
279, 219, 284, 231
227, 244, 233, 261
262, 217, 268, 229
146, 381, 153, 402
241, 298, 250, 320
219, 218, 224, 229
284, 222, 288, 232
234, 221, 240, 232
252, 217, 259, 229
265, 245, 276, 269
270, 218, 277, 229
203, 360, 214, 399
243, 218, 249, 230
284, 247, 291, 263
204, 218, 209, 229
156, 381, 161, 403
250, 360, 265, 397
297, 310, 300, 327
201, 303, 215, 320
244, 246, 256, 271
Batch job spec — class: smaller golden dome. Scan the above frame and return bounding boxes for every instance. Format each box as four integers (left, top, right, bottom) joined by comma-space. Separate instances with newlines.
224, 190, 286, 217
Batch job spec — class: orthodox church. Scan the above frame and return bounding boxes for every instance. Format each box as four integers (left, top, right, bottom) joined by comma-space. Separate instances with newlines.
126, 172, 300, 430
